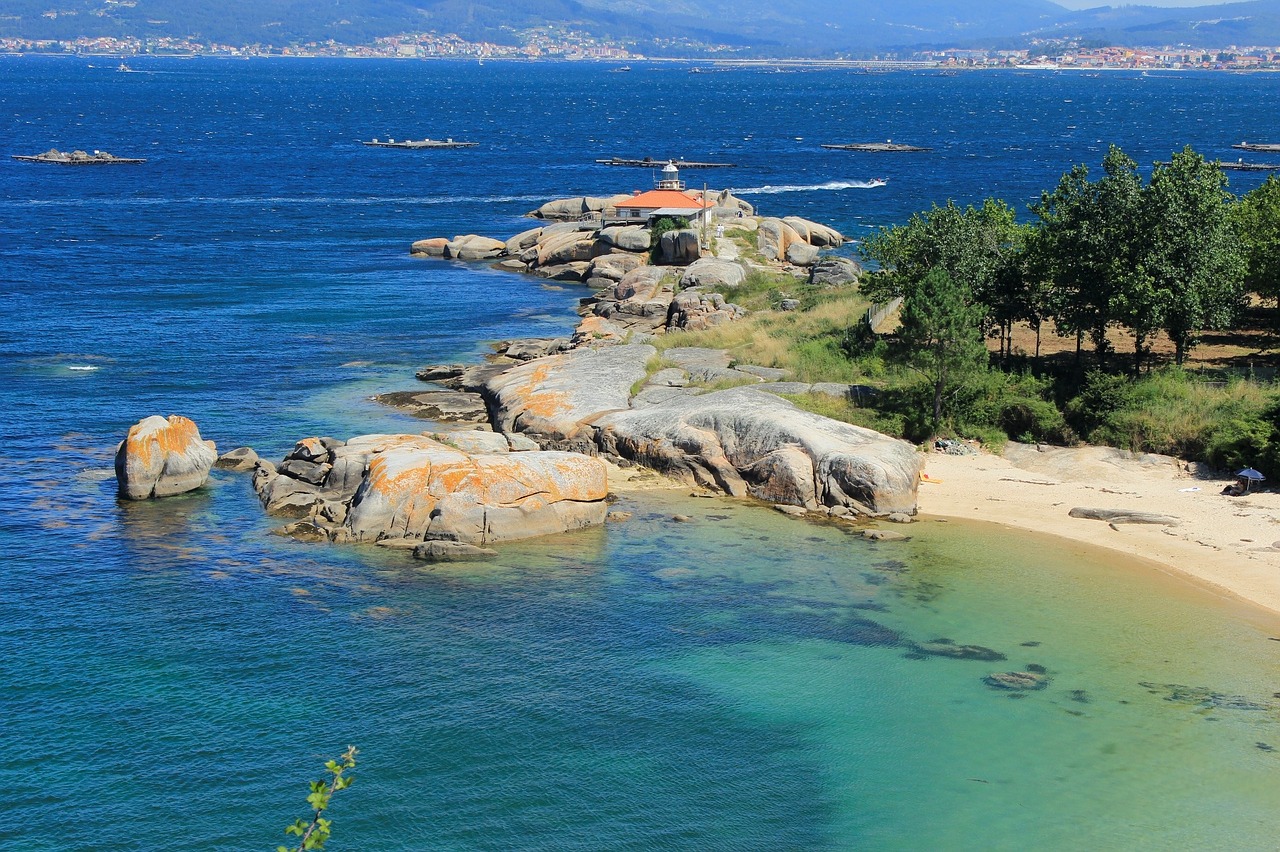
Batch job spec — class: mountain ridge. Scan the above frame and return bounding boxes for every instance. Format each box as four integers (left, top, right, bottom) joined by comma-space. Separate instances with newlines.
5, 0, 1280, 54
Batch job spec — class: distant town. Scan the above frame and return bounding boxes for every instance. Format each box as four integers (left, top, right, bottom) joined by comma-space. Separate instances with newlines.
4, 27, 1280, 71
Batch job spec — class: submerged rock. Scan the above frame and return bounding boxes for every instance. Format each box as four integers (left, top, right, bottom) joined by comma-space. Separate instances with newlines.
413, 540, 499, 562
984, 671, 1050, 691
114, 415, 217, 500
912, 640, 1006, 661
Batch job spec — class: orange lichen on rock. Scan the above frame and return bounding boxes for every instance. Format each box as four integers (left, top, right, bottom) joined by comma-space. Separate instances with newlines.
115, 414, 217, 500
343, 434, 608, 544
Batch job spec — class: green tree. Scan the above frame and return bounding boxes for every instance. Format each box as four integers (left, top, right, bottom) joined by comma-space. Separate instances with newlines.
898, 267, 989, 430
1146, 146, 1245, 365
1231, 174, 1280, 304
1031, 146, 1149, 368
279, 746, 358, 852
860, 198, 1021, 314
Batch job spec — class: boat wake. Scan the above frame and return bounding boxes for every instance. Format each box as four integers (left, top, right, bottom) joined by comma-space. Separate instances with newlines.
737, 180, 886, 195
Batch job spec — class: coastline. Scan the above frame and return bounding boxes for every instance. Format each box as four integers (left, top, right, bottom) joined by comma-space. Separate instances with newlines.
920, 444, 1280, 619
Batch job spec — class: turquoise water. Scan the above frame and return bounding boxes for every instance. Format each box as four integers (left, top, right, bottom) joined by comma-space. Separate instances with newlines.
3, 58, 1280, 848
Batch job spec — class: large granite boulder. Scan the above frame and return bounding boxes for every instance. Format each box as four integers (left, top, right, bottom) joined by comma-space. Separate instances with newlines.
809, 256, 862, 288
598, 225, 651, 252
597, 386, 922, 513
783, 216, 845, 248
444, 235, 506, 261
785, 243, 821, 267
659, 229, 701, 265
757, 218, 804, 261
255, 434, 608, 546
679, 258, 746, 289
485, 344, 656, 444
410, 238, 449, 257
115, 415, 217, 500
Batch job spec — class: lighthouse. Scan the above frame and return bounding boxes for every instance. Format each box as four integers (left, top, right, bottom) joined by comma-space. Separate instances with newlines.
656, 161, 685, 190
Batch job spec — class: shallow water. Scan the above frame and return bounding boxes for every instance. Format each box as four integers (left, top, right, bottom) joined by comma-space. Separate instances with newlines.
3, 58, 1279, 849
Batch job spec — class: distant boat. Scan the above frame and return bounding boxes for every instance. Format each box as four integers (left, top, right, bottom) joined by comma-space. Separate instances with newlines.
867, 177, 888, 187
118, 62, 133, 72
689, 67, 703, 74
611, 65, 631, 73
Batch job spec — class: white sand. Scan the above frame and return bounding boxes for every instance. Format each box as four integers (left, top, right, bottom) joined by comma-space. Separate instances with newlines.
920, 444, 1280, 617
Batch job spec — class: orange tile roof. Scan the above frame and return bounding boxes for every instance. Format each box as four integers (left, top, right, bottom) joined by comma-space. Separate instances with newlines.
614, 189, 707, 210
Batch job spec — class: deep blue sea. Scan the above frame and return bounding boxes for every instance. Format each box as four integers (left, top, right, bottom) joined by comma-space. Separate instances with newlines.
3, 58, 1280, 850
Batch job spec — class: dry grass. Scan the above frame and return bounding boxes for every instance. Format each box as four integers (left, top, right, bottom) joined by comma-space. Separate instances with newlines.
654, 291, 872, 382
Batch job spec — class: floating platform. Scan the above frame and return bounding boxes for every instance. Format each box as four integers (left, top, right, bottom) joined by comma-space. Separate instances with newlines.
1222, 160, 1280, 171
821, 142, 931, 152
595, 157, 736, 168
1232, 142, 1280, 153
12, 149, 145, 164
361, 138, 478, 149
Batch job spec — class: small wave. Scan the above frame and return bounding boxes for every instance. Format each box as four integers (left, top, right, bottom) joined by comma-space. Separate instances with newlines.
736, 180, 885, 195
67, 365, 99, 371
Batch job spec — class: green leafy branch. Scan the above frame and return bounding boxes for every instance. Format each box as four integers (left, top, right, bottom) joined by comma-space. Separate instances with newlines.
278, 745, 358, 852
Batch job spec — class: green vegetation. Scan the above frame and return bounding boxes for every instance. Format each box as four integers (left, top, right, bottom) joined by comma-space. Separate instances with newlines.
279, 746, 357, 852
662, 144, 1280, 472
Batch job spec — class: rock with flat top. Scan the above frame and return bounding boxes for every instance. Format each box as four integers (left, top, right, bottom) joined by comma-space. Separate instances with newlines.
414, 541, 499, 562
344, 435, 608, 544
215, 446, 259, 471
485, 344, 655, 442
114, 415, 217, 500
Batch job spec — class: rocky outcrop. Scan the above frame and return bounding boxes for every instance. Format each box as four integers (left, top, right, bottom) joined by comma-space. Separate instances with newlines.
254, 433, 608, 546
530, 194, 633, 221
667, 291, 747, 331
783, 216, 844, 248
596, 386, 922, 513
809, 256, 862, 288
757, 217, 804, 262
484, 344, 656, 445
374, 390, 489, 423
115, 415, 217, 500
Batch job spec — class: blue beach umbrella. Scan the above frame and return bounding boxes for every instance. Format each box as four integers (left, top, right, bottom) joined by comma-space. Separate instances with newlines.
1236, 468, 1265, 492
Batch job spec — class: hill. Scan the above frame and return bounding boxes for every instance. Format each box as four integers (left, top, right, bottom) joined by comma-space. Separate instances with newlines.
6, 0, 1280, 54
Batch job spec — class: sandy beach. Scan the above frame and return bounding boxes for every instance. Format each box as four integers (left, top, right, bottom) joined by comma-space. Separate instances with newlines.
920, 443, 1280, 618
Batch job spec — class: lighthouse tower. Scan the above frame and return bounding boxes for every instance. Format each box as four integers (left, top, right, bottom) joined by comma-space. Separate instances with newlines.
656, 161, 685, 190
